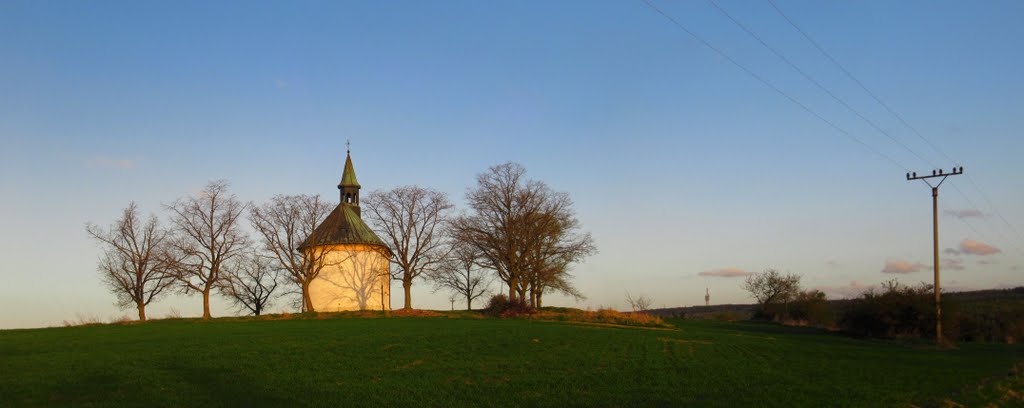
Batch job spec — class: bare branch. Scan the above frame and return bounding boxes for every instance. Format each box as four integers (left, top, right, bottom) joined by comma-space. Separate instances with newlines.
164, 180, 250, 319
86, 202, 175, 321
363, 186, 453, 310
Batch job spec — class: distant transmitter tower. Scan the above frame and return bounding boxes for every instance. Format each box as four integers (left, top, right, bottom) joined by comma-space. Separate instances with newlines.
705, 287, 710, 306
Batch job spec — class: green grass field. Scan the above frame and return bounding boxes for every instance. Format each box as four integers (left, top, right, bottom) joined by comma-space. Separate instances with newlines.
1, 315, 1021, 407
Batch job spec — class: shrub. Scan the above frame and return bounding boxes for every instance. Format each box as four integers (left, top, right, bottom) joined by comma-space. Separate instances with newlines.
789, 290, 834, 327
957, 300, 1024, 343
484, 294, 535, 317
554, 308, 664, 327
839, 280, 957, 339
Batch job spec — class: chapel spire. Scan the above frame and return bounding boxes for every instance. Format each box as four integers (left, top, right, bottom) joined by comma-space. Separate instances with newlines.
338, 142, 361, 209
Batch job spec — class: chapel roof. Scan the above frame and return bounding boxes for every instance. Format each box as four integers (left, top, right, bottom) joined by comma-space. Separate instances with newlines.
299, 203, 388, 250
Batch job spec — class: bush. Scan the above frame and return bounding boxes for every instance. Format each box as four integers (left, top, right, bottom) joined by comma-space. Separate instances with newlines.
957, 300, 1024, 343
484, 294, 535, 317
789, 290, 834, 327
839, 280, 956, 339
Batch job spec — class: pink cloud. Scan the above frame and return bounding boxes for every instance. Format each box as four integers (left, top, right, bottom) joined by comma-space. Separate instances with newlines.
882, 259, 927, 274
698, 268, 754, 278
960, 239, 1001, 256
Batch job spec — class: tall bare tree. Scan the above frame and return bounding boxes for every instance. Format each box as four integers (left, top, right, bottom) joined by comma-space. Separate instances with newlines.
86, 202, 174, 321
452, 162, 595, 306
363, 186, 453, 310
249, 194, 336, 312
166, 180, 248, 319
218, 253, 280, 316
519, 197, 594, 308
428, 241, 492, 310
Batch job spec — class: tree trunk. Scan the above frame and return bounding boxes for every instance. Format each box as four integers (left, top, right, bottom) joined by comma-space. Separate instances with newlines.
137, 302, 146, 321
508, 277, 518, 303
466, 293, 473, 311
202, 288, 212, 319
302, 282, 314, 313
529, 290, 537, 308
403, 280, 412, 310
537, 293, 543, 309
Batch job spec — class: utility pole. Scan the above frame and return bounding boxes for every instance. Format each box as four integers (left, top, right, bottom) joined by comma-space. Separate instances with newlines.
906, 166, 963, 345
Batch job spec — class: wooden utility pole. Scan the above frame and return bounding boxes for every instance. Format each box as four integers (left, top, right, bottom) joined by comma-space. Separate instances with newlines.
906, 166, 963, 344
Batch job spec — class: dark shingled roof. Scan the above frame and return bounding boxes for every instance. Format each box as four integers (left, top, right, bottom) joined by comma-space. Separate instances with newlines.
298, 204, 388, 250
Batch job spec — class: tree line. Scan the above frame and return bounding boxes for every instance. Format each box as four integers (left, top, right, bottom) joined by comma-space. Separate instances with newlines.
86, 162, 595, 321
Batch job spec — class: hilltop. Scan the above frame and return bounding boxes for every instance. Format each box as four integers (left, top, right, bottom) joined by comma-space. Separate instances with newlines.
1, 313, 1021, 406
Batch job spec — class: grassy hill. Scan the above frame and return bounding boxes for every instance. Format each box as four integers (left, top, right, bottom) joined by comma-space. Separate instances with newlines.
1, 314, 1021, 407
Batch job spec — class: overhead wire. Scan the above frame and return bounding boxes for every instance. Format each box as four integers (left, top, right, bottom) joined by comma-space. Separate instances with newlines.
705, 0, 935, 169
765, 0, 957, 166
764, 0, 1024, 255
637, 0, 909, 171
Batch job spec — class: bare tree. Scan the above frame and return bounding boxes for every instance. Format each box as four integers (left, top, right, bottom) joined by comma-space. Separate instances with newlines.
249, 194, 336, 312
625, 292, 653, 313
452, 162, 595, 306
322, 249, 390, 310
217, 253, 280, 316
363, 186, 453, 311
519, 200, 594, 308
86, 202, 174, 321
165, 180, 249, 319
428, 242, 492, 310
742, 269, 801, 318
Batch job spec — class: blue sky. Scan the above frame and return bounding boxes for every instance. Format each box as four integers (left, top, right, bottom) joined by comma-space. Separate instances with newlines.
1, 1, 1022, 329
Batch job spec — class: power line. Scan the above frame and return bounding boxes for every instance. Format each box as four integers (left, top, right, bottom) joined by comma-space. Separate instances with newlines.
637, 0, 908, 171
705, 0, 935, 168
765, 0, 956, 165
765, 0, 1024, 253
956, 176, 1024, 255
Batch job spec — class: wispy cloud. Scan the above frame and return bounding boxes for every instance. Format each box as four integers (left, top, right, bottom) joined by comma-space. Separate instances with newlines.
944, 209, 986, 219
698, 268, 754, 278
943, 258, 965, 271
977, 259, 999, 265
960, 239, 1001, 256
943, 248, 961, 256
882, 259, 927, 274
87, 156, 136, 170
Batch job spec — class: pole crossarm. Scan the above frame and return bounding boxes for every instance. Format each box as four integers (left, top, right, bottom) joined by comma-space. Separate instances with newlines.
906, 166, 964, 181
905, 166, 963, 345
